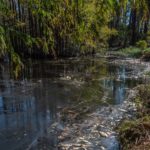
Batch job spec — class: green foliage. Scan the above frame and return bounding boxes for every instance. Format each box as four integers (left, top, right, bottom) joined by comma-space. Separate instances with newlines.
11, 52, 23, 78
146, 31, 150, 46
1, 0, 150, 62
136, 85, 150, 112
99, 26, 118, 49
136, 40, 148, 49
111, 0, 150, 46
1, 0, 118, 59
70, 0, 117, 53
119, 47, 150, 59
119, 47, 142, 58
142, 48, 150, 59
0, 26, 7, 57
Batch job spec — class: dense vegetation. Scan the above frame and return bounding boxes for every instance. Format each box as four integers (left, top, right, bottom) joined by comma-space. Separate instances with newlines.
1, 0, 150, 58
0, 0, 150, 76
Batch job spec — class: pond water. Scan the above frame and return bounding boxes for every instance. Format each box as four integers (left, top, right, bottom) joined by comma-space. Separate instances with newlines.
0, 58, 145, 150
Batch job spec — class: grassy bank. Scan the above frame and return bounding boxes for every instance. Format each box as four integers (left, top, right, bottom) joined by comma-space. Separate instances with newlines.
112, 47, 150, 59
118, 85, 150, 150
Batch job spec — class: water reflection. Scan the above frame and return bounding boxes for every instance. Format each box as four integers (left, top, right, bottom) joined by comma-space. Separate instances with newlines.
0, 58, 144, 150
102, 65, 142, 104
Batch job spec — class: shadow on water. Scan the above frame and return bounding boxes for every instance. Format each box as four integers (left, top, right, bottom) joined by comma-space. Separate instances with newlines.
0, 58, 144, 150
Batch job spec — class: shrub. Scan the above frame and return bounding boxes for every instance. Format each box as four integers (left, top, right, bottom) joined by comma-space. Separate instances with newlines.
136, 40, 148, 49
118, 85, 150, 150
142, 48, 150, 59
118, 116, 150, 150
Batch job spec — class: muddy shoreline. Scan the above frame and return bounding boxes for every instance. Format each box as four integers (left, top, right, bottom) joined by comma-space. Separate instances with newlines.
49, 89, 138, 150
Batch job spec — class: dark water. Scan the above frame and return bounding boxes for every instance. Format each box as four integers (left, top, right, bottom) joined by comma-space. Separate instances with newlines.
0, 58, 144, 150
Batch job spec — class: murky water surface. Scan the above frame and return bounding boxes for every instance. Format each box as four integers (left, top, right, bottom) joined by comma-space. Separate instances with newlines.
0, 58, 145, 150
